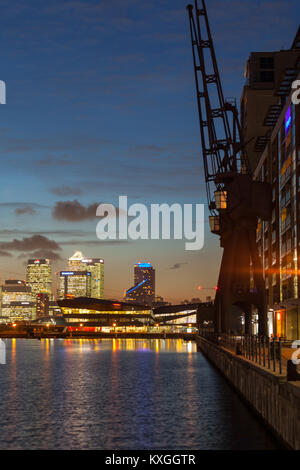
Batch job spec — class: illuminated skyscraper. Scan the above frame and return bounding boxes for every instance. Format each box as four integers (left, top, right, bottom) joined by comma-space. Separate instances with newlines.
26, 259, 52, 298
68, 251, 84, 271
125, 262, 155, 305
1, 280, 35, 321
58, 271, 91, 299
67, 252, 104, 298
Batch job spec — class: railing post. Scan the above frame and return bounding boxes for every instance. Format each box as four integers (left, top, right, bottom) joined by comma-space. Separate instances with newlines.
263, 336, 266, 367
268, 337, 271, 369
255, 336, 258, 363
272, 339, 276, 372
259, 336, 261, 366
279, 338, 282, 375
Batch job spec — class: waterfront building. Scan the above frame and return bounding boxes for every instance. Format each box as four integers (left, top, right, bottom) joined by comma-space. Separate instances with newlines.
58, 271, 91, 299
26, 259, 52, 298
240, 31, 300, 172
58, 297, 152, 331
1, 280, 35, 321
49, 301, 62, 317
241, 27, 300, 339
67, 251, 104, 298
125, 262, 155, 305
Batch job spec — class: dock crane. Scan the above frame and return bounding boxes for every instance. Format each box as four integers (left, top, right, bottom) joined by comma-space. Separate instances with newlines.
186, 0, 272, 335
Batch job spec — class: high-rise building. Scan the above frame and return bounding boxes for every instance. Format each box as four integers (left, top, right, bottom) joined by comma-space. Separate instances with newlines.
36, 293, 49, 318
67, 251, 104, 298
1, 280, 35, 321
125, 262, 155, 305
26, 259, 52, 298
81, 258, 104, 299
58, 271, 91, 299
243, 27, 300, 339
68, 251, 84, 271
240, 32, 300, 172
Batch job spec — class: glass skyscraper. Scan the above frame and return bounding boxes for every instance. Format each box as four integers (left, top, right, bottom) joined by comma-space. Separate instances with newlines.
26, 259, 52, 298
125, 262, 155, 305
58, 271, 92, 299
67, 252, 104, 299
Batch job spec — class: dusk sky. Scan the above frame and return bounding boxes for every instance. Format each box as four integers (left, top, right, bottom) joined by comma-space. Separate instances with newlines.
0, 0, 299, 303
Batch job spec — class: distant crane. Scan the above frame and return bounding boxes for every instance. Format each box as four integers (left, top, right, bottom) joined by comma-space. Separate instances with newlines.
186, 0, 272, 335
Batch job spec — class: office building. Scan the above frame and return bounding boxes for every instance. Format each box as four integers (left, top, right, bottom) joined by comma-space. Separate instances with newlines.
67, 251, 104, 298
26, 259, 52, 298
125, 262, 155, 305
240, 29, 300, 172
243, 27, 300, 339
1, 280, 35, 321
58, 271, 91, 299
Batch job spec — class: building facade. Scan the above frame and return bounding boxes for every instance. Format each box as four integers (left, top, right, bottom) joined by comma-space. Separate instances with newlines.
58, 271, 92, 299
241, 37, 300, 172
1, 280, 35, 321
243, 28, 300, 339
125, 262, 155, 305
26, 259, 52, 298
67, 252, 104, 298
36, 293, 49, 318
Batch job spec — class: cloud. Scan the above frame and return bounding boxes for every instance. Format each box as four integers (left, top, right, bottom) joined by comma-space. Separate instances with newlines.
0, 202, 47, 209
37, 154, 72, 166
0, 250, 12, 257
15, 205, 36, 215
169, 262, 188, 270
52, 200, 98, 221
52, 199, 131, 222
17, 250, 62, 261
50, 186, 82, 196
0, 235, 61, 252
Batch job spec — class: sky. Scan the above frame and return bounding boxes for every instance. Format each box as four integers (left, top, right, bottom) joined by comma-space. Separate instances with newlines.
0, 0, 299, 303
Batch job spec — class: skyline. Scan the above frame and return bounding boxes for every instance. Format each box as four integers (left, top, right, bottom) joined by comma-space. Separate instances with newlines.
0, 0, 300, 303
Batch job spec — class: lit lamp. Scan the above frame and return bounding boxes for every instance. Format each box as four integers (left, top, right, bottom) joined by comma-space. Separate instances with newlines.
209, 215, 220, 233
214, 190, 227, 210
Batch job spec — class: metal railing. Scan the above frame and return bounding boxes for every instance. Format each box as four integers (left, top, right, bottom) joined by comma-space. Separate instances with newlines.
198, 330, 285, 375
241, 335, 283, 375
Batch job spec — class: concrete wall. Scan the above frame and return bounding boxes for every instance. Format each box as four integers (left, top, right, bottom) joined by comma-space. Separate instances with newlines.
197, 336, 300, 449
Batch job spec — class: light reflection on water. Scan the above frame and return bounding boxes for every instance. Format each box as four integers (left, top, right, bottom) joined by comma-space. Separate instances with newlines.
0, 338, 279, 450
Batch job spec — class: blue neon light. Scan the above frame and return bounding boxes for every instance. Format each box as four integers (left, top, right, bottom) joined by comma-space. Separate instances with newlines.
126, 278, 147, 294
137, 263, 152, 268
285, 106, 291, 134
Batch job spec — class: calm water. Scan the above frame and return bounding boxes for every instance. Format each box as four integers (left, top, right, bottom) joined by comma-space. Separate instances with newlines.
0, 338, 279, 450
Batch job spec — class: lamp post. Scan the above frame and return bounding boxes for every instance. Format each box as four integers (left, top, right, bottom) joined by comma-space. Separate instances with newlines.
279, 305, 287, 340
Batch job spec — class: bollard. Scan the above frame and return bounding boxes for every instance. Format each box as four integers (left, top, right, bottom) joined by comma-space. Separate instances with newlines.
287, 360, 300, 381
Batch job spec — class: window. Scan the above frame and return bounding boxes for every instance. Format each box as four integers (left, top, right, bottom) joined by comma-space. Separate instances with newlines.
259, 57, 274, 69
260, 71, 274, 82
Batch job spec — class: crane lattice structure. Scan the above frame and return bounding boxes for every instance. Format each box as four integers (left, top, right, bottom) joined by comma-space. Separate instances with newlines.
187, 0, 272, 335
